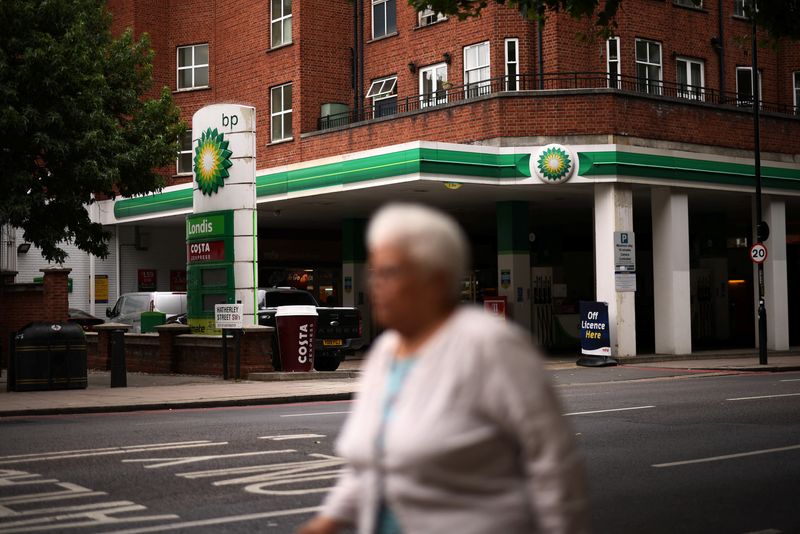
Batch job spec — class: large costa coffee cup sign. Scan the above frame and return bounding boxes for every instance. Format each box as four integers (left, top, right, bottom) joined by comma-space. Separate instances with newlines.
275, 305, 318, 372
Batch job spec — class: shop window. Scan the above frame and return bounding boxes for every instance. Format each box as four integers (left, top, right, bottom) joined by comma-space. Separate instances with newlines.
676, 57, 705, 100
271, 0, 292, 48
464, 41, 490, 97
635, 39, 662, 95
505, 38, 519, 91
177, 131, 193, 175
177, 44, 209, 90
607, 37, 620, 89
372, 0, 396, 39
366, 76, 398, 118
271, 83, 293, 142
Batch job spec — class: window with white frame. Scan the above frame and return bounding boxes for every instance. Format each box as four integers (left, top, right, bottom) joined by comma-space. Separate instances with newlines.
736, 66, 761, 107
271, 0, 292, 48
674, 0, 701, 7
418, 5, 446, 26
419, 63, 448, 107
366, 76, 398, 117
464, 41, 490, 97
505, 38, 519, 91
270, 83, 292, 142
177, 44, 209, 90
794, 72, 800, 112
676, 57, 704, 100
372, 0, 397, 39
607, 37, 620, 88
177, 131, 193, 175
635, 39, 662, 95
733, 0, 748, 17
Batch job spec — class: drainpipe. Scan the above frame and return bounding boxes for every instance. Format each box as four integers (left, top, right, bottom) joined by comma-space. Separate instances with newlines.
352, 0, 359, 113
358, 0, 365, 116
536, 10, 545, 89
717, 0, 726, 96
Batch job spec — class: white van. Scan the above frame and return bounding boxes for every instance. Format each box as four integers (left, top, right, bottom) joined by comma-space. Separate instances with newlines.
106, 292, 187, 333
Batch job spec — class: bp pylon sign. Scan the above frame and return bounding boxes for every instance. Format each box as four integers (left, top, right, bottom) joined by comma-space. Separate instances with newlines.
186, 104, 257, 334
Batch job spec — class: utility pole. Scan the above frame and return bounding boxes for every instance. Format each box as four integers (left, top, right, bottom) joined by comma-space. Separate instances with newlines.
751, 2, 768, 365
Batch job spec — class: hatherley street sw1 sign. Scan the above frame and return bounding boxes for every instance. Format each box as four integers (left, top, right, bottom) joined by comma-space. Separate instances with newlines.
215, 304, 244, 330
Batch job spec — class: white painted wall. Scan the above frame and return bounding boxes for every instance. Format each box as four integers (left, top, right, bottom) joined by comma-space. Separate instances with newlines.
118, 224, 186, 295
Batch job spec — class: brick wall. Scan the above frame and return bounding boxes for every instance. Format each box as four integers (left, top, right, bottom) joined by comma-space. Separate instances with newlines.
0, 269, 71, 370
107, 0, 800, 184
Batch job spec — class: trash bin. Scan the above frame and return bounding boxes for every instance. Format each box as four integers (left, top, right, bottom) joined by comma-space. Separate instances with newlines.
10, 322, 87, 391
275, 305, 317, 372
140, 311, 167, 333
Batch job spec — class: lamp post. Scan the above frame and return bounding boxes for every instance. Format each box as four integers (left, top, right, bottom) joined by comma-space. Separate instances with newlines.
751, 2, 768, 365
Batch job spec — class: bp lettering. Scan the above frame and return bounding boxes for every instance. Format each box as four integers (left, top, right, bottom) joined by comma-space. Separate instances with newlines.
222, 113, 239, 129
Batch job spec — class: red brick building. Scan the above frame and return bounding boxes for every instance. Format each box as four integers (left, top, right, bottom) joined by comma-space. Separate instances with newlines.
25, 0, 800, 357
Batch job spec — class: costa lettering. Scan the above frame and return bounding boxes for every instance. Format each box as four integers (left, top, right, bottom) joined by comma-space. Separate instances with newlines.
298, 323, 313, 363
187, 240, 225, 262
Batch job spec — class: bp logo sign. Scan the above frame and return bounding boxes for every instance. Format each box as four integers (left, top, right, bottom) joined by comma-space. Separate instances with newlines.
532, 144, 576, 184
194, 128, 233, 196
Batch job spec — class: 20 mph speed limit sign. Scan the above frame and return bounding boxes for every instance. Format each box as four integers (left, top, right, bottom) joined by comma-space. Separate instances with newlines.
750, 243, 768, 264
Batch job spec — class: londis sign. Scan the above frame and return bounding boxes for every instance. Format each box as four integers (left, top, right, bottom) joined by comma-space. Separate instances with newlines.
186, 212, 228, 240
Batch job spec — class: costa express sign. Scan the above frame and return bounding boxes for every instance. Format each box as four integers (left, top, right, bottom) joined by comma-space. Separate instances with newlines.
187, 240, 225, 263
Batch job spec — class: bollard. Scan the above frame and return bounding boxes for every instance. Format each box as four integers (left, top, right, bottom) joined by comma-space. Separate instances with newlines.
109, 328, 127, 388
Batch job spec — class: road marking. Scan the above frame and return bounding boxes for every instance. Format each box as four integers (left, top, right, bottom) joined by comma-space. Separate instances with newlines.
563, 405, 655, 416
122, 450, 293, 469
653, 444, 800, 468
0, 483, 105, 505
99, 506, 322, 534
259, 434, 326, 441
0, 441, 228, 465
280, 411, 350, 418
727, 392, 800, 401
779, 378, 800, 382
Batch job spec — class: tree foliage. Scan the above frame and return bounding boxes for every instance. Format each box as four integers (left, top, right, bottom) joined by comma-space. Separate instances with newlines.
0, 0, 185, 263
408, 0, 800, 40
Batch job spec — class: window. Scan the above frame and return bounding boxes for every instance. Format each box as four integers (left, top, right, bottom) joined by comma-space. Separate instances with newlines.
736, 67, 761, 107
674, 0, 701, 7
676, 57, 704, 100
271, 0, 292, 48
372, 0, 396, 39
635, 39, 662, 95
270, 83, 292, 142
418, 5, 445, 26
366, 76, 398, 118
505, 39, 519, 91
464, 41, 490, 97
733, 0, 748, 17
794, 72, 800, 112
607, 37, 620, 88
419, 63, 448, 107
177, 131, 193, 175
177, 44, 209, 90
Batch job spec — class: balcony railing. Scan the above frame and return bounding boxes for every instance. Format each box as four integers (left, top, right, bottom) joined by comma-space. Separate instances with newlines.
317, 72, 799, 131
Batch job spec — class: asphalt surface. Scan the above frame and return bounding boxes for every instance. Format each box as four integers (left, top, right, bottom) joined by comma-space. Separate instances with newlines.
1, 369, 799, 533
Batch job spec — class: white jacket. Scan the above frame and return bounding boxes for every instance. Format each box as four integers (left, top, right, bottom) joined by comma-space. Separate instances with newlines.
322, 306, 589, 534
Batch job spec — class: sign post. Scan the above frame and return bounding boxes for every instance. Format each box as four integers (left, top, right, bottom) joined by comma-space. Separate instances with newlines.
576, 301, 618, 367
215, 303, 243, 379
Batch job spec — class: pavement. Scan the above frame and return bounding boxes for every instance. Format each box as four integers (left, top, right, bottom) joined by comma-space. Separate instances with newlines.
1, 349, 799, 417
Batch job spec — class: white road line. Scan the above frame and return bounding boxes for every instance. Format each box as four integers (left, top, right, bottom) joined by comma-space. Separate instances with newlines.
98, 506, 322, 534
652, 444, 800, 468
280, 411, 350, 418
121, 450, 293, 469
727, 392, 800, 401
0, 442, 228, 465
563, 406, 655, 416
779, 378, 800, 382
259, 434, 326, 441
0, 441, 212, 461
2, 501, 137, 517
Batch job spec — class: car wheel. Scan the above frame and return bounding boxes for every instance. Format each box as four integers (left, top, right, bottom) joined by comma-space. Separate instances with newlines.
314, 354, 341, 372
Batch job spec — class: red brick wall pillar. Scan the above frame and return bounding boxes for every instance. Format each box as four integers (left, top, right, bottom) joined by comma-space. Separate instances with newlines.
40, 267, 71, 323
155, 324, 192, 373
239, 325, 275, 376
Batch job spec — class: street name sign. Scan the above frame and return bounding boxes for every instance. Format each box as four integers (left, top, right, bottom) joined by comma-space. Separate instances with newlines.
215, 303, 243, 329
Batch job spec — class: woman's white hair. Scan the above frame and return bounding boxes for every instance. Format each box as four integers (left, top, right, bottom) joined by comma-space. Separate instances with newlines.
367, 203, 470, 301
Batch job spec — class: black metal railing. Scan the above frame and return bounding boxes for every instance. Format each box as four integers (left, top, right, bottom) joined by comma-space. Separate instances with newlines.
317, 72, 799, 131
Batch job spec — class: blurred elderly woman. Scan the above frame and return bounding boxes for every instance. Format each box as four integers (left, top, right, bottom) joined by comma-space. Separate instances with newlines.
298, 204, 588, 534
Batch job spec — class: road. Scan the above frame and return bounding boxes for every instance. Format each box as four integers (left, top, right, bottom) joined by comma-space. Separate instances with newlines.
0, 367, 798, 533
